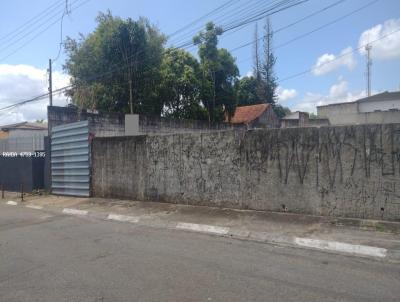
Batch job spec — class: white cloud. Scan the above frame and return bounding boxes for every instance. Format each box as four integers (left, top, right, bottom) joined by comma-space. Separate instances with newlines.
292, 78, 372, 113
246, 70, 253, 77
329, 80, 348, 98
277, 87, 297, 102
358, 18, 400, 60
0, 64, 70, 125
312, 47, 356, 76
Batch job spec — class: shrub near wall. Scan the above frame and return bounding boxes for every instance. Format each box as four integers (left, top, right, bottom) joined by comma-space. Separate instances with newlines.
92, 124, 400, 221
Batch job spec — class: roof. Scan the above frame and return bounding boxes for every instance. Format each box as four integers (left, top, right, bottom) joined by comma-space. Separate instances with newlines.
0, 122, 48, 131
317, 91, 400, 108
356, 91, 400, 103
227, 103, 270, 124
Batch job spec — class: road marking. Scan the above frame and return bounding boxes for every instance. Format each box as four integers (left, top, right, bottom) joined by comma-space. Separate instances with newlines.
107, 214, 139, 223
6, 201, 17, 206
294, 237, 387, 258
62, 208, 88, 216
176, 222, 230, 235
25, 204, 43, 210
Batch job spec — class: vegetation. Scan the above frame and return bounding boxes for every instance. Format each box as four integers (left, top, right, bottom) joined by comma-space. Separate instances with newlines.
235, 18, 290, 118
64, 11, 166, 115
64, 12, 289, 121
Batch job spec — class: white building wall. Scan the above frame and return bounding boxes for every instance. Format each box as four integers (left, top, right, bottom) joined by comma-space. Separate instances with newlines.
8, 129, 48, 138
358, 99, 400, 113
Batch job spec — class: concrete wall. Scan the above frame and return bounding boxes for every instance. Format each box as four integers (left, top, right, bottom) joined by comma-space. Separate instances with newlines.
92, 123, 400, 221
48, 106, 125, 137
138, 115, 242, 134
317, 102, 358, 123
317, 101, 400, 125
308, 118, 330, 127
49, 106, 243, 137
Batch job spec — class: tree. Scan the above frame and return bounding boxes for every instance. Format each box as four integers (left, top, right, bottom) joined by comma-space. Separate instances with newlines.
235, 76, 259, 106
260, 17, 278, 105
159, 48, 206, 119
309, 112, 318, 119
241, 19, 278, 108
64, 11, 166, 115
193, 22, 239, 122
273, 105, 291, 118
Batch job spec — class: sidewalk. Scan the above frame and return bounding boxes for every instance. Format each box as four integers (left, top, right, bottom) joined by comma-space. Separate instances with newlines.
2, 191, 400, 262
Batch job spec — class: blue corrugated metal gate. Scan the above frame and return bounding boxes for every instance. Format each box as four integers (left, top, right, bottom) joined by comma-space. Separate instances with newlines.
51, 121, 90, 197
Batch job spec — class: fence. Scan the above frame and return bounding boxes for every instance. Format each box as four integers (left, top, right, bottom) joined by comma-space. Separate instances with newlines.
0, 135, 45, 153
0, 155, 45, 192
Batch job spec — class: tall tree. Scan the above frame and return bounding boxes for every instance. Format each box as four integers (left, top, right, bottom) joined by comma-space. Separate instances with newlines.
64, 11, 166, 115
193, 22, 239, 122
253, 23, 261, 82
260, 17, 278, 105
159, 48, 206, 120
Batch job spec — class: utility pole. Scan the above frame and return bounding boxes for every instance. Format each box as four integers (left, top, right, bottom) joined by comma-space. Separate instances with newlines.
48, 58, 53, 106
365, 44, 372, 97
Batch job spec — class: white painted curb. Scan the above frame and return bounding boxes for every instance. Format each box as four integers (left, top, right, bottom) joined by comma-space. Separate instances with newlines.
6, 201, 17, 206
25, 205, 43, 210
176, 222, 230, 235
294, 237, 387, 258
62, 208, 88, 216
107, 214, 139, 223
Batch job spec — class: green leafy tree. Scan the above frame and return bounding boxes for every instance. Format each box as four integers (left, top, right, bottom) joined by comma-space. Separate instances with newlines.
64, 11, 166, 115
193, 22, 239, 122
159, 48, 207, 119
235, 76, 259, 106
273, 105, 291, 118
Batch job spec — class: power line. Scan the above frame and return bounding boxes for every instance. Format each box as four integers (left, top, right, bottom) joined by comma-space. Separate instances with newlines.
0, 0, 65, 43
0, 0, 330, 114
170, 0, 304, 46
0, 0, 89, 62
9, 25, 399, 113
230, 0, 347, 52
167, 0, 240, 39
0, 0, 81, 54
53, 0, 71, 62
235, 0, 378, 64
278, 27, 400, 83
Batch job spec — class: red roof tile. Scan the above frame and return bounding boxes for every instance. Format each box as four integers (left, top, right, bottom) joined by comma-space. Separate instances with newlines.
227, 103, 270, 124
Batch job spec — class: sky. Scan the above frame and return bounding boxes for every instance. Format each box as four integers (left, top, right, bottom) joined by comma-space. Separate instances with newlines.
0, 0, 399, 125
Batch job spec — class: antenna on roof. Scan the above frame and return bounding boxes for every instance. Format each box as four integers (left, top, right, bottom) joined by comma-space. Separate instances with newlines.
365, 44, 372, 97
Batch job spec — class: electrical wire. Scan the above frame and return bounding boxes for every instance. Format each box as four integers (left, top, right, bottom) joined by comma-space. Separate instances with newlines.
235, 0, 378, 65
2, 0, 379, 114
0, 0, 65, 43
0, 0, 89, 62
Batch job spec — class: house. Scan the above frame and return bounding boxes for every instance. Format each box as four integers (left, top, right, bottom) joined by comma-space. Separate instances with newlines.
226, 103, 279, 128
281, 111, 329, 128
317, 91, 400, 125
0, 122, 48, 153
0, 122, 48, 138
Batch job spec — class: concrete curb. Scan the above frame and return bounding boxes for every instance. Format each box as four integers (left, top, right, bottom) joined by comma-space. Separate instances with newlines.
330, 217, 400, 234
3, 201, 400, 262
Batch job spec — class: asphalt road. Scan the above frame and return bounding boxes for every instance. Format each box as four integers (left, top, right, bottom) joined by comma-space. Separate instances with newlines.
0, 203, 399, 302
